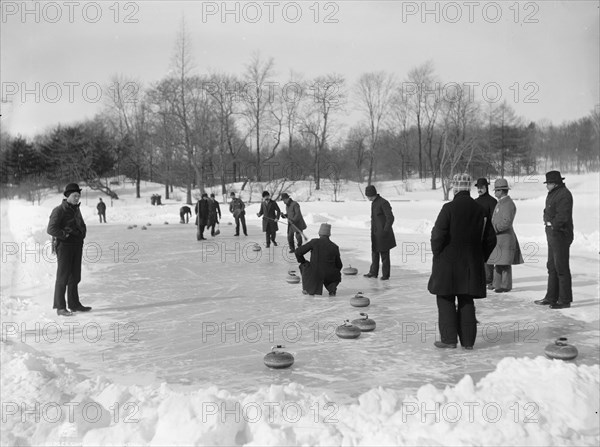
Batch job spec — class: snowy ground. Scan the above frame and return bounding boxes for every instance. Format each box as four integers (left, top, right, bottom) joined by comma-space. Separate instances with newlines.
1, 173, 599, 446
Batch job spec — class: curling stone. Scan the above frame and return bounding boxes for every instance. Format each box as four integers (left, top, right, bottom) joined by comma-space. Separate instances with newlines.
141, 226, 147, 230
286, 271, 301, 284
350, 292, 370, 308
336, 320, 361, 339
545, 337, 578, 360
147, 223, 152, 226
264, 345, 294, 369
228, 222, 233, 225
127, 226, 133, 230
343, 265, 358, 276
351, 313, 376, 332
252, 244, 261, 252
164, 221, 169, 225
133, 224, 137, 228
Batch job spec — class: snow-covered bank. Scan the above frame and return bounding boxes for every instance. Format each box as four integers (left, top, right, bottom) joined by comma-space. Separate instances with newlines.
2, 339, 598, 446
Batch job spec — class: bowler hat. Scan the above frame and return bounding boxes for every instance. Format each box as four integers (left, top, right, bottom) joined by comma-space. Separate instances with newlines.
474, 178, 490, 187
544, 170, 565, 184
262, 191, 270, 198
365, 185, 377, 197
281, 193, 290, 200
493, 178, 510, 191
63, 183, 82, 197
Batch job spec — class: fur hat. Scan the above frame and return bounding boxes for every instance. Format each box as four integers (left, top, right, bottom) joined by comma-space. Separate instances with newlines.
365, 185, 377, 197
318, 223, 331, 236
452, 173, 472, 192
63, 183, 82, 197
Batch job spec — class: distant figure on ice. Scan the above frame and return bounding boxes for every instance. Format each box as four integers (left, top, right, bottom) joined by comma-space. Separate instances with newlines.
47, 183, 92, 316
428, 173, 496, 350
208, 193, 222, 236
179, 205, 192, 224
195, 193, 210, 240
96, 197, 107, 223
229, 192, 247, 236
281, 192, 307, 253
363, 185, 396, 280
295, 223, 343, 296
535, 170, 574, 309
257, 191, 281, 247
487, 179, 523, 293
474, 178, 496, 288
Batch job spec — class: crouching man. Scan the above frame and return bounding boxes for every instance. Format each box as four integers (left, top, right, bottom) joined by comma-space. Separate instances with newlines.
295, 223, 343, 296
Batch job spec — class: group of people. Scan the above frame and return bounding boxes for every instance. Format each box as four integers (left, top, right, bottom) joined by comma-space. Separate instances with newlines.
48, 170, 575, 357
428, 170, 574, 350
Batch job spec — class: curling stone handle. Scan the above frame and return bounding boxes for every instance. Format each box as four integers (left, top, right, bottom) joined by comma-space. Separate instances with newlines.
359, 312, 368, 319
271, 345, 285, 351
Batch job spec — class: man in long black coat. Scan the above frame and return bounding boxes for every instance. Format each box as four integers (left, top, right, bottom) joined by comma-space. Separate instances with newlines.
535, 170, 574, 309
195, 193, 210, 240
428, 174, 496, 349
295, 223, 343, 296
364, 185, 396, 280
474, 178, 497, 288
256, 191, 281, 247
47, 183, 92, 316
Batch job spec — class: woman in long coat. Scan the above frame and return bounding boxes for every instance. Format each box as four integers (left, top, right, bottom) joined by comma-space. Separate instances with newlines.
487, 179, 524, 292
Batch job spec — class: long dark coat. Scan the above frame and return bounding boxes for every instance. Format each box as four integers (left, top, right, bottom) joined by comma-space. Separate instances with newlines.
47, 200, 87, 245
285, 200, 307, 230
544, 183, 574, 242
475, 192, 497, 220
195, 199, 209, 226
370, 195, 396, 252
295, 236, 343, 295
428, 191, 497, 298
208, 199, 221, 226
257, 199, 281, 232
487, 195, 524, 265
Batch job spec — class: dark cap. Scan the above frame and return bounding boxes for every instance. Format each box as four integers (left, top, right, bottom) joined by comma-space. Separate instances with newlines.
365, 185, 377, 197
281, 193, 289, 200
63, 183, 82, 197
544, 170, 565, 184
262, 191, 270, 198
474, 178, 490, 187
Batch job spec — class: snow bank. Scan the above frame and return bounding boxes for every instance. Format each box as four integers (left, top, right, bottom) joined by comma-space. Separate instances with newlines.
1, 340, 598, 446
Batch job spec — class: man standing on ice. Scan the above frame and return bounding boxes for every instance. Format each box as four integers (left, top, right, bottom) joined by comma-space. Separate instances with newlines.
47, 183, 92, 316
195, 193, 210, 240
295, 223, 343, 296
96, 197, 107, 223
280, 192, 307, 253
256, 191, 281, 247
363, 185, 396, 280
428, 174, 496, 349
474, 178, 497, 288
534, 170, 574, 309
229, 192, 247, 236
208, 193, 222, 237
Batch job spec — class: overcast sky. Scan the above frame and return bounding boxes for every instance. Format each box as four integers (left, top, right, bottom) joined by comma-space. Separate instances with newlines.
1, 1, 599, 138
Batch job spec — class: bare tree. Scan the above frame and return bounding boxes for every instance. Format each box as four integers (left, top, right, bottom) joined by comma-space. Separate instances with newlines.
300, 74, 345, 190
241, 52, 279, 180
354, 71, 396, 185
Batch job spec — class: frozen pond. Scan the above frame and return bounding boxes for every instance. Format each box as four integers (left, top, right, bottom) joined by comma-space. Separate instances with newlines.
18, 221, 599, 400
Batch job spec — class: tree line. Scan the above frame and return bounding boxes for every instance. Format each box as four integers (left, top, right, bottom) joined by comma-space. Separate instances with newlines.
2, 27, 599, 203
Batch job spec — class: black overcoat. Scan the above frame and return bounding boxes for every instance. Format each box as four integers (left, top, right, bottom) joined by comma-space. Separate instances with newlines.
370, 195, 396, 252
257, 199, 281, 232
295, 237, 343, 295
428, 191, 497, 298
